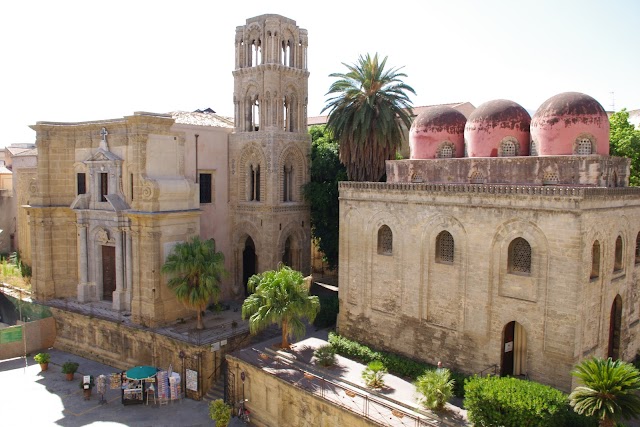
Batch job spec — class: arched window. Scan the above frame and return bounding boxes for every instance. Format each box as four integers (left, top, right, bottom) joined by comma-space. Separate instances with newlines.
377, 225, 392, 255
249, 164, 261, 202
614, 236, 623, 272
576, 137, 593, 155
636, 232, 640, 264
508, 237, 531, 274
283, 165, 293, 202
437, 143, 454, 159
500, 138, 518, 157
591, 241, 600, 279
436, 231, 454, 263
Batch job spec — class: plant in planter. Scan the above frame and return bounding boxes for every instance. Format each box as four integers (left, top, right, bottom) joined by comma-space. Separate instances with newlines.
62, 361, 79, 381
313, 344, 337, 367
34, 352, 51, 371
362, 360, 387, 389
415, 368, 455, 410
79, 375, 95, 400
209, 399, 232, 427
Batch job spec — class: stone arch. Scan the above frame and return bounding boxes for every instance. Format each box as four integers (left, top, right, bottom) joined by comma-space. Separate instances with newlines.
283, 85, 299, 132
574, 133, 596, 155
277, 221, 308, 272
608, 295, 622, 359
420, 214, 468, 329
280, 28, 297, 67
498, 136, 520, 157
89, 225, 116, 302
365, 210, 402, 312
243, 84, 260, 132
500, 320, 528, 377
491, 218, 549, 303
610, 215, 631, 273
238, 144, 267, 202
232, 221, 262, 297
278, 145, 306, 203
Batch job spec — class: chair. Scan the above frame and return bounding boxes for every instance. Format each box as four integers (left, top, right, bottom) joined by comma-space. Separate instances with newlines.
146, 384, 156, 405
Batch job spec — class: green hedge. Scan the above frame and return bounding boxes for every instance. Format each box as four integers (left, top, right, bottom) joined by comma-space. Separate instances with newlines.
328, 332, 468, 398
464, 376, 596, 427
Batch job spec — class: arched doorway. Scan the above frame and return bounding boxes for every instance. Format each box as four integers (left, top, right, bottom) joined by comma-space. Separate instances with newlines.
608, 295, 622, 359
501, 321, 527, 377
242, 237, 257, 297
282, 236, 292, 268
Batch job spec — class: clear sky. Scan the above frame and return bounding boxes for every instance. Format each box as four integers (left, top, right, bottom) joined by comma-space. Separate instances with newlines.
2, 0, 639, 146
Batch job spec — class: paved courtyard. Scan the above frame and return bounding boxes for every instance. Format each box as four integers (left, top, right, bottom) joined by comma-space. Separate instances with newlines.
0, 350, 214, 427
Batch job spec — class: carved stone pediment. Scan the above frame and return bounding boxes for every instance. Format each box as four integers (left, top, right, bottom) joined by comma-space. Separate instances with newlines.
96, 227, 114, 245
85, 148, 121, 163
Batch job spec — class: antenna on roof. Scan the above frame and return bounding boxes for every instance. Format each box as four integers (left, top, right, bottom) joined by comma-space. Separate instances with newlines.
610, 91, 615, 112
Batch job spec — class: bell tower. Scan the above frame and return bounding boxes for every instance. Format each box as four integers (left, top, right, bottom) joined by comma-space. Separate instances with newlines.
229, 14, 311, 295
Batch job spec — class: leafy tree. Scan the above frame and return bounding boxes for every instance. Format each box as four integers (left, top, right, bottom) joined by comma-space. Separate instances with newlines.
609, 109, 640, 186
322, 53, 415, 182
241, 265, 320, 348
161, 237, 228, 330
569, 357, 640, 427
415, 368, 455, 411
303, 125, 347, 270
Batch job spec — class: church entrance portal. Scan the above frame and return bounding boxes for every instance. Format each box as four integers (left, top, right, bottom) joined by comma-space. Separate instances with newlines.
102, 246, 116, 301
501, 321, 527, 377
608, 295, 622, 359
242, 237, 256, 297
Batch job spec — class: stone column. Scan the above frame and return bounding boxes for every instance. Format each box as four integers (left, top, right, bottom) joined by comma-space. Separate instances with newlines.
112, 227, 126, 311
76, 223, 92, 302
125, 227, 133, 311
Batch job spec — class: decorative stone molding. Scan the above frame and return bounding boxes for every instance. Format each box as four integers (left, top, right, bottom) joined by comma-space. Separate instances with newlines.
96, 228, 114, 245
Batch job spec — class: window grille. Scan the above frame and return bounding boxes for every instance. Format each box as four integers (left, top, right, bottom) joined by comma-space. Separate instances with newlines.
436, 231, 454, 263
470, 171, 484, 184
530, 140, 538, 156
377, 225, 393, 255
636, 233, 640, 264
438, 145, 453, 158
501, 140, 517, 157
509, 238, 531, 274
576, 138, 592, 155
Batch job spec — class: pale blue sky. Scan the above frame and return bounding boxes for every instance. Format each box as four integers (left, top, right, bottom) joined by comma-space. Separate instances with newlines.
2, 0, 639, 145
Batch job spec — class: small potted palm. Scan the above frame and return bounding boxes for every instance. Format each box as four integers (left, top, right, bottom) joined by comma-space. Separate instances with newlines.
34, 352, 51, 372
62, 361, 79, 381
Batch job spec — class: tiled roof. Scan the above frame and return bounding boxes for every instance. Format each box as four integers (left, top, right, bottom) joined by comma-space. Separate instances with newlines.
170, 111, 234, 128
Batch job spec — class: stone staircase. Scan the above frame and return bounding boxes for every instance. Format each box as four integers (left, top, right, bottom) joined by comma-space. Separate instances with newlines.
203, 374, 225, 402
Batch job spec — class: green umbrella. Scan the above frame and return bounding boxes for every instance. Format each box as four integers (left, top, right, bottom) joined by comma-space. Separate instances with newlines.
125, 366, 157, 380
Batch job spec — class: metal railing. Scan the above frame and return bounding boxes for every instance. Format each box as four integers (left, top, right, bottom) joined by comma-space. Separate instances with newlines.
255, 348, 462, 427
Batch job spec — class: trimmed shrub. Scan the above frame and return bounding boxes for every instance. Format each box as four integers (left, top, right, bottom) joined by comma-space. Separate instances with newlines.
328, 332, 469, 398
464, 375, 592, 427
209, 399, 232, 427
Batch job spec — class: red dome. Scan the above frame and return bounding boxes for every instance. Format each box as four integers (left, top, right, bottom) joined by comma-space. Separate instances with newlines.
531, 92, 609, 156
464, 99, 531, 157
410, 106, 466, 159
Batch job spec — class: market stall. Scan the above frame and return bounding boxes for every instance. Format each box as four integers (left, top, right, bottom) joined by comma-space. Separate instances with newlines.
121, 365, 157, 405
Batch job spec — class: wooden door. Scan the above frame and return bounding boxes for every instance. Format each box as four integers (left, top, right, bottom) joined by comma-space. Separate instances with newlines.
501, 321, 515, 376
102, 246, 116, 301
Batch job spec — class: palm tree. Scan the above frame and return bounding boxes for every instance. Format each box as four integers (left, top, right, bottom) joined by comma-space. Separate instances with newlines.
569, 357, 640, 427
241, 265, 320, 348
161, 237, 228, 330
322, 53, 416, 182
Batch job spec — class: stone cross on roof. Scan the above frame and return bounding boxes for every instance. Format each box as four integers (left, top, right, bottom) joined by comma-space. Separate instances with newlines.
99, 127, 109, 151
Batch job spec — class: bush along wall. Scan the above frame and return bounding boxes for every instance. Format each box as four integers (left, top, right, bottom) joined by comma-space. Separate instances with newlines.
328, 332, 468, 398
464, 376, 596, 427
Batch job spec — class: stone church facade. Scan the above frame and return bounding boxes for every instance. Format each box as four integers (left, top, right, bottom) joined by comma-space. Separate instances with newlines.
24, 14, 311, 328
337, 94, 640, 392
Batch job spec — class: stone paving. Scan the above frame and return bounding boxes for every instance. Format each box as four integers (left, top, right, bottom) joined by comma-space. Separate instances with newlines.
0, 349, 212, 427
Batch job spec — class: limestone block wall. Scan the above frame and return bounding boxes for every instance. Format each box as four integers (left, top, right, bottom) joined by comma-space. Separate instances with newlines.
15, 168, 35, 265
227, 354, 377, 427
0, 317, 56, 360
51, 309, 250, 398
0, 191, 13, 254
338, 182, 640, 392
